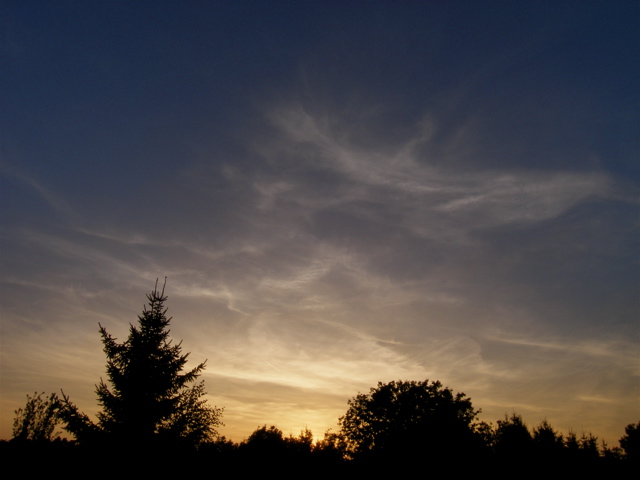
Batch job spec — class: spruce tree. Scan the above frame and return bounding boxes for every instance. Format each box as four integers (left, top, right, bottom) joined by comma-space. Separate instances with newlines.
60, 280, 223, 449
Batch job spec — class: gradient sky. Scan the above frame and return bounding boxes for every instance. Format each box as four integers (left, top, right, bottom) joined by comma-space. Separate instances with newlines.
1, 1, 638, 445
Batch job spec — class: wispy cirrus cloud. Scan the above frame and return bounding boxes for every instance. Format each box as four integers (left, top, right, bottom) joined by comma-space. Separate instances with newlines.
0, 163, 78, 221
256, 105, 614, 244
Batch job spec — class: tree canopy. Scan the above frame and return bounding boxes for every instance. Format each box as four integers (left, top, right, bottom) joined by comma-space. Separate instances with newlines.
619, 421, 640, 461
338, 379, 484, 461
59, 280, 223, 449
494, 412, 532, 458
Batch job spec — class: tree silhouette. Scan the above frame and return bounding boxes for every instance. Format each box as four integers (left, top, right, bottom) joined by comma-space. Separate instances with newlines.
532, 419, 564, 460
493, 412, 532, 459
59, 280, 223, 449
619, 421, 639, 462
12, 392, 62, 442
338, 379, 484, 463
314, 429, 348, 463
244, 425, 286, 451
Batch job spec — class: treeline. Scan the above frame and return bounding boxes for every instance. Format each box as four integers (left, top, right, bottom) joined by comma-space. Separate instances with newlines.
4, 284, 638, 474
4, 390, 639, 475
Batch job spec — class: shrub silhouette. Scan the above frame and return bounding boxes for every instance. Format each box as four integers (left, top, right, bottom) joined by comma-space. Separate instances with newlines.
12, 392, 63, 442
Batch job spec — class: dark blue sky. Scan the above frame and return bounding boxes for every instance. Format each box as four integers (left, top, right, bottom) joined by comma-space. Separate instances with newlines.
1, 1, 638, 442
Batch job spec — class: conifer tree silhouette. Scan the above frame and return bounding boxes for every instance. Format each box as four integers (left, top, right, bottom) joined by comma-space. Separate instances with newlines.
60, 279, 222, 449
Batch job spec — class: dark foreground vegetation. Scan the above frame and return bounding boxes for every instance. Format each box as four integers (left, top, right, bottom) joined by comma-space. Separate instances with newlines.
5, 283, 638, 476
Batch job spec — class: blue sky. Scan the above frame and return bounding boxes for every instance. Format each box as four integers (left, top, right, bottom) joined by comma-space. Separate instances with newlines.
1, 1, 638, 444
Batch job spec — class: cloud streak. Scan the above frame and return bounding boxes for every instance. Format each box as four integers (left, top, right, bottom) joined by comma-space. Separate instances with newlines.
262, 105, 612, 236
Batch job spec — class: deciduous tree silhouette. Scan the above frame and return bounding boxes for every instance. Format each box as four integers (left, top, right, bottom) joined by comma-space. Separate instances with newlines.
314, 429, 348, 463
239, 425, 318, 470
12, 392, 62, 442
338, 379, 484, 463
244, 425, 285, 451
59, 280, 223, 450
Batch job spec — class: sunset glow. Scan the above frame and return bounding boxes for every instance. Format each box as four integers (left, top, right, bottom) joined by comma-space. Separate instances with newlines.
1, 1, 638, 446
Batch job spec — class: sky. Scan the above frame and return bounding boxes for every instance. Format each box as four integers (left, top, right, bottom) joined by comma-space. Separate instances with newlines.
1, 1, 638, 445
